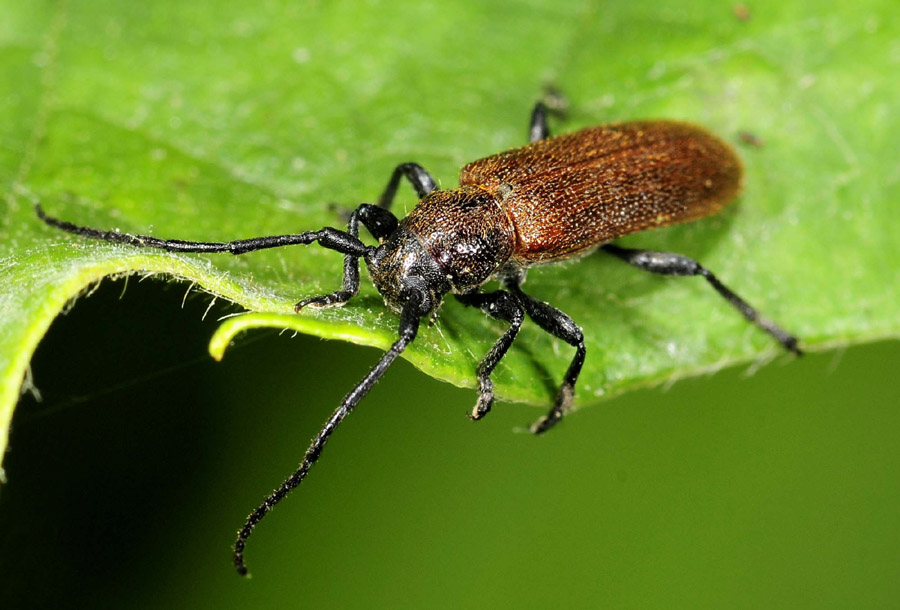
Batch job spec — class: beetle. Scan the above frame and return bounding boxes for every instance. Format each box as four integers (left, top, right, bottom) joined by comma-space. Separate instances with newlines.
37, 101, 801, 575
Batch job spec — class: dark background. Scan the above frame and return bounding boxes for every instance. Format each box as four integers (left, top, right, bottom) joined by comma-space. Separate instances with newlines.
2, 277, 898, 609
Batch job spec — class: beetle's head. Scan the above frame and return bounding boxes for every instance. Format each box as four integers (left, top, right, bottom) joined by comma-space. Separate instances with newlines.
365, 227, 452, 318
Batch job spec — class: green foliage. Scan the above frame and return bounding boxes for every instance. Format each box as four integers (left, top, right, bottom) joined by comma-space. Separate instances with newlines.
1, 0, 897, 466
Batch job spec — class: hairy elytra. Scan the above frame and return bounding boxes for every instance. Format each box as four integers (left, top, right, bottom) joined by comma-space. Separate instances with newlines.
37, 101, 799, 576
456, 120, 742, 262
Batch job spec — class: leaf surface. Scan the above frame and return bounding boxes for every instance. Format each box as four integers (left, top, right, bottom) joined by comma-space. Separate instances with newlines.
1, 0, 897, 464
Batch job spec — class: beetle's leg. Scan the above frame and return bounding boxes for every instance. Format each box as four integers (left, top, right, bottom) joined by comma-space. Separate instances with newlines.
295, 207, 365, 310
356, 203, 398, 240
529, 102, 550, 143
601, 244, 802, 355
529, 90, 569, 143
455, 290, 525, 420
377, 163, 438, 209
296, 204, 400, 310
234, 298, 422, 576
505, 281, 586, 434
36, 204, 367, 257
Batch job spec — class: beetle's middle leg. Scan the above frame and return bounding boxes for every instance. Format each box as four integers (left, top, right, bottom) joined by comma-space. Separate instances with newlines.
455, 290, 525, 421
505, 281, 586, 434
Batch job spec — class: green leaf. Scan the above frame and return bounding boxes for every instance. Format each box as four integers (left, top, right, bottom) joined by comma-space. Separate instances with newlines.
1, 0, 897, 467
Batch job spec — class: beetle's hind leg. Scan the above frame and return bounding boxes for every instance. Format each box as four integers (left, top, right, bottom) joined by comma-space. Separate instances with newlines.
455, 290, 525, 420
601, 244, 801, 354
505, 281, 586, 434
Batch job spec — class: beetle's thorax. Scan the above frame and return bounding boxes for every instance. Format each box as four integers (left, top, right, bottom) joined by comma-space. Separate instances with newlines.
403, 186, 516, 290
364, 186, 517, 315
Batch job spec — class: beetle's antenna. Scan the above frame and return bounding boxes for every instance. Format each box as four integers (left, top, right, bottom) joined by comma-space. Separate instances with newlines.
35, 204, 367, 257
233, 301, 421, 577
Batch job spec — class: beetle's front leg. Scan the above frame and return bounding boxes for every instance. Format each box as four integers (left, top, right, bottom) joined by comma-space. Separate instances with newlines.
296, 207, 360, 310
296, 204, 401, 310
377, 163, 439, 209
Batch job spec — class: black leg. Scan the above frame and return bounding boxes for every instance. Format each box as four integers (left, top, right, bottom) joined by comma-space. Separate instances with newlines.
233, 299, 422, 576
295, 207, 364, 310
36, 204, 368, 257
601, 244, 801, 355
529, 90, 568, 143
529, 102, 550, 143
296, 204, 401, 310
455, 290, 525, 421
357, 203, 399, 240
377, 163, 438, 209
506, 281, 586, 434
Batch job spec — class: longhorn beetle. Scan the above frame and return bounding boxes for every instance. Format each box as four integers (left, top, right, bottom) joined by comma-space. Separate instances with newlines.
37, 101, 801, 576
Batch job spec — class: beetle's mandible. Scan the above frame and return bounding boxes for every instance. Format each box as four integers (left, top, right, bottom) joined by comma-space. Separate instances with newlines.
36, 101, 801, 576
